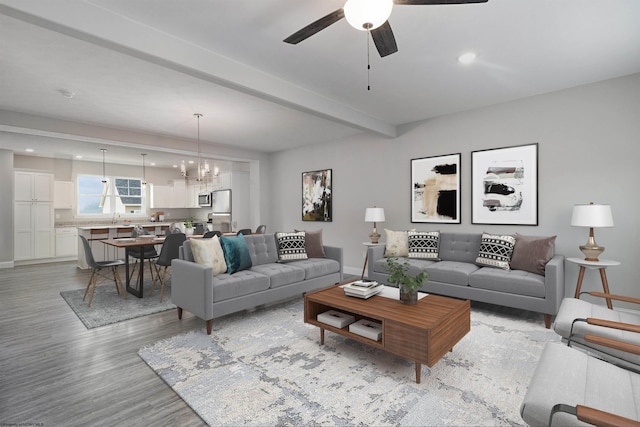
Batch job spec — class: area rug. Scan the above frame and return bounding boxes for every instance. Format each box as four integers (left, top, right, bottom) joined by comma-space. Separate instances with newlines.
138, 298, 559, 426
60, 283, 175, 329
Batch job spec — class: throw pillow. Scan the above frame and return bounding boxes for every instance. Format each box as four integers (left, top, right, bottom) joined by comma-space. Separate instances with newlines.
510, 233, 556, 276
220, 235, 252, 274
295, 228, 326, 258
475, 233, 516, 270
384, 229, 413, 257
190, 236, 227, 275
275, 231, 308, 262
408, 231, 440, 259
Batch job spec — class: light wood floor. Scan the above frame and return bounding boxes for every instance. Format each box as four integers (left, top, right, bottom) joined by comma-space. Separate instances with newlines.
0, 261, 207, 426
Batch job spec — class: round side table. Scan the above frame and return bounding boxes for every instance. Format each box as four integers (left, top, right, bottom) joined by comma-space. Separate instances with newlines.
566, 257, 620, 309
362, 242, 384, 279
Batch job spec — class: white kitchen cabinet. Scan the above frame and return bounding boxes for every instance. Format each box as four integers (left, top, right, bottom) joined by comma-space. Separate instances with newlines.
172, 180, 187, 208
54, 181, 74, 209
14, 201, 55, 261
15, 171, 53, 201
55, 227, 78, 257
150, 184, 173, 208
186, 185, 201, 208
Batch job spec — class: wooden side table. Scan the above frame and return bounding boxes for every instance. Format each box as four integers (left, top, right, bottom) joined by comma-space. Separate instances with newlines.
362, 242, 384, 279
566, 257, 621, 309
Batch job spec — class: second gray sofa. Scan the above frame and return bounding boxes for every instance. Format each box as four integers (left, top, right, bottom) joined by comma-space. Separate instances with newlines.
367, 231, 564, 328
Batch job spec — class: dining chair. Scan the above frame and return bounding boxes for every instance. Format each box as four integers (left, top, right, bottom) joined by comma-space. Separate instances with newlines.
203, 230, 221, 238
194, 223, 206, 235
150, 233, 187, 302
129, 227, 159, 282
255, 225, 266, 234
79, 235, 126, 307
237, 228, 252, 236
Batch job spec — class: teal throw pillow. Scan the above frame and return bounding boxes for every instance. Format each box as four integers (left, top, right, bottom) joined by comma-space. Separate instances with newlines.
220, 235, 252, 274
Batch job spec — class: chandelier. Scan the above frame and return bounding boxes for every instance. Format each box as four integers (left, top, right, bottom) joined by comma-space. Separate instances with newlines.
180, 113, 220, 183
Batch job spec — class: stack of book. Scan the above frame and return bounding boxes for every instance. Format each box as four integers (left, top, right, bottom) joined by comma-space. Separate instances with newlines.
343, 280, 383, 299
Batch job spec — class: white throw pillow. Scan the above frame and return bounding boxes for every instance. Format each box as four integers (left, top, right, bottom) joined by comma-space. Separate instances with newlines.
190, 236, 227, 275
383, 229, 414, 257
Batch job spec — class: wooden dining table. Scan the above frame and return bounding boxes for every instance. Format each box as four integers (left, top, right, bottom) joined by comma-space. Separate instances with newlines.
101, 236, 165, 298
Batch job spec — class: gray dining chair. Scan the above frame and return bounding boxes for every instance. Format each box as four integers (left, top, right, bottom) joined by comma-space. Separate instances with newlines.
237, 228, 252, 236
150, 233, 187, 302
255, 225, 266, 234
129, 227, 158, 282
79, 235, 126, 307
203, 230, 221, 238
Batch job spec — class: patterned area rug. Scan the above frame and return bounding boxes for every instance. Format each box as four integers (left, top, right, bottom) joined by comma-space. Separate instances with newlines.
60, 283, 175, 329
138, 298, 559, 426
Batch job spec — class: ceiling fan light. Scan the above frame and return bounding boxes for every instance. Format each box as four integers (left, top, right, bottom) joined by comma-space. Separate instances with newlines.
344, 0, 393, 31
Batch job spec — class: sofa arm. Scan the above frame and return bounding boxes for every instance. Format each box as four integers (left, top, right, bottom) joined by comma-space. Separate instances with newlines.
171, 258, 214, 320
323, 245, 343, 281
367, 245, 386, 278
544, 254, 565, 315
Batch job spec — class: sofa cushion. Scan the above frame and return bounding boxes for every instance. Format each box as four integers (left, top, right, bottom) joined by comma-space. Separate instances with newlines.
285, 258, 341, 280
408, 231, 440, 260
220, 235, 253, 274
249, 263, 305, 288
469, 267, 546, 298
210, 270, 271, 302
475, 233, 516, 270
295, 228, 326, 258
189, 236, 227, 275
243, 233, 279, 266
509, 233, 556, 276
384, 229, 412, 257
438, 232, 482, 263
275, 231, 308, 262
426, 261, 480, 286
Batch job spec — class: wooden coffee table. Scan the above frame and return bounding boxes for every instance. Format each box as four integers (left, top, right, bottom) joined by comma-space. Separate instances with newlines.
304, 285, 471, 383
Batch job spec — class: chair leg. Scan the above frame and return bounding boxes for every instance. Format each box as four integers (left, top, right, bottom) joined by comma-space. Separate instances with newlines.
112, 266, 120, 296
83, 270, 97, 301
87, 269, 99, 307
112, 266, 126, 299
159, 267, 169, 302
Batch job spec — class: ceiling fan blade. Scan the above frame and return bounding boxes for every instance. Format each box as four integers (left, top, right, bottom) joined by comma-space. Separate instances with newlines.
371, 21, 398, 57
283, 9, 345, 44
393, 0, 488, 5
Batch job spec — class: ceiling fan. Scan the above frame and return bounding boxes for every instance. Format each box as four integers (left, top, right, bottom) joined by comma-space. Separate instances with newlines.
284, 0, 489, 58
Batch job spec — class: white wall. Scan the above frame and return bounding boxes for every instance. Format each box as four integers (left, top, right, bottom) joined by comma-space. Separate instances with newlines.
269, 73, 640, 305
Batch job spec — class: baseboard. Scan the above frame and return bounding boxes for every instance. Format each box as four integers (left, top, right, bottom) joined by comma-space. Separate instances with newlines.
343, 266, 361, 277
0, 260, 15, 269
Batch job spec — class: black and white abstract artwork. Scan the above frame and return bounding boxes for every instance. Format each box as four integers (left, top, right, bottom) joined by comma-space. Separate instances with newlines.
302, 168, 332, 222
411, 153, 461, 223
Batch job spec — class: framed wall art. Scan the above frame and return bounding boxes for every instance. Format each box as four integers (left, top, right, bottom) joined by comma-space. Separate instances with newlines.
302, 168, 332, 222
411, 153, 461, 223
471, 143, 538, 225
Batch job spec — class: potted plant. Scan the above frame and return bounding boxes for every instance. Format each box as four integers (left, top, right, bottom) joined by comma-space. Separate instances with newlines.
183, 217, 195, 236
385, 257, 429, 304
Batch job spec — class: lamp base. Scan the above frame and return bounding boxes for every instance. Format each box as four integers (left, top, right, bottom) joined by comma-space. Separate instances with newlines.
369, 231, 381, 244
579, 243, 605, 262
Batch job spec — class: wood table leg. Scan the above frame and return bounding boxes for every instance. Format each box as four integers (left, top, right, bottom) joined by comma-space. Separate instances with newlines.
320, 328, 325, 345
599, 268, 613, 309
415, 362, 421, 384
574, 266, 586, 298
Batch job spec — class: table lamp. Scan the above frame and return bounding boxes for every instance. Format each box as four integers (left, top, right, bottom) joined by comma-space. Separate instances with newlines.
570, 202, 614, 261
365, 207, 385, 244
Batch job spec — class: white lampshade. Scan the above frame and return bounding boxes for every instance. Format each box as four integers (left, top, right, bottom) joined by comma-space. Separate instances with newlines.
365, 207, 385, 223
344, 0, 393, 31
571, 204, 614, 228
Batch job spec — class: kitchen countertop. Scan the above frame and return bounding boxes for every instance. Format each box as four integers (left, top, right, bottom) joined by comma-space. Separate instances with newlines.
74, 222, 176, 230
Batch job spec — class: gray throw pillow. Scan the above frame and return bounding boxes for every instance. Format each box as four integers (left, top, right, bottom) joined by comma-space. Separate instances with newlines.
509, 234, 556, 276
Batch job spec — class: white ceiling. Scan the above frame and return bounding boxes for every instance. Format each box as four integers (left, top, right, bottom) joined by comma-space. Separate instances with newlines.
1, 0, 640, 167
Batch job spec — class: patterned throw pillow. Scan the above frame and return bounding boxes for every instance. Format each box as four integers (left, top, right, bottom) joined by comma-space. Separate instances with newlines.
383, 229, 414, 257
275, 231, 308, 262
475, 233, 516, 270
408, 231, 440, 259
190, 236, 227, 275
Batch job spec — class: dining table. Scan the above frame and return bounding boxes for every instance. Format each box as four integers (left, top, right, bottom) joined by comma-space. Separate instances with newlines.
101, 236, 165, 298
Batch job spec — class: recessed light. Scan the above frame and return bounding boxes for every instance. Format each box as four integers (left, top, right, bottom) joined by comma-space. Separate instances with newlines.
458, 52, 477, 65
25, 148, 34, 153
188, 160, 195, 164
150, 162, 156, 166
75, 155, 83, 159
172, 164, 178, 168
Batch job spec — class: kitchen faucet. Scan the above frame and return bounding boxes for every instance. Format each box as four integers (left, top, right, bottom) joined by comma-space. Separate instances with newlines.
111, 212, 120, 224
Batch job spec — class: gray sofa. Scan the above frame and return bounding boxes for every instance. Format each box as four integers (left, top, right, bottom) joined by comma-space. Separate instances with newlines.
172, 233, 343, 334
367, 232, 564, 328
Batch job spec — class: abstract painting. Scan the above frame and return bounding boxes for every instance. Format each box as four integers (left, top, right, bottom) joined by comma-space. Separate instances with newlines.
302, 169, 332, 222
411, 153, 461, 223
471, 143, 538, 225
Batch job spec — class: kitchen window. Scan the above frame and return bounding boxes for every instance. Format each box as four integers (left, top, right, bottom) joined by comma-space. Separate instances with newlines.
77, 174, 146, 217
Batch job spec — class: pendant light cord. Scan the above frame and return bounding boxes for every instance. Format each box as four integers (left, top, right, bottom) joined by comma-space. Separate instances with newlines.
366, 27, 371, 91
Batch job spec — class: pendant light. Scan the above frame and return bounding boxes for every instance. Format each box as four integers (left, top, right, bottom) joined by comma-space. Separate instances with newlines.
194, 113, 210, 183
141, 153, 147, 186
100, 148, 107, 183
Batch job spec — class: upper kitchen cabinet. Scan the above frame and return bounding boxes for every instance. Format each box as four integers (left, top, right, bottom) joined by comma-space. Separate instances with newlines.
54, 181, 74, 209
150, 184, 174, 208
15, 171, 53, 201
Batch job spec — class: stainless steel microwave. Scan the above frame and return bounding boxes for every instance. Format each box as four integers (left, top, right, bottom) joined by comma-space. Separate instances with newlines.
198, 192, 212, 207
